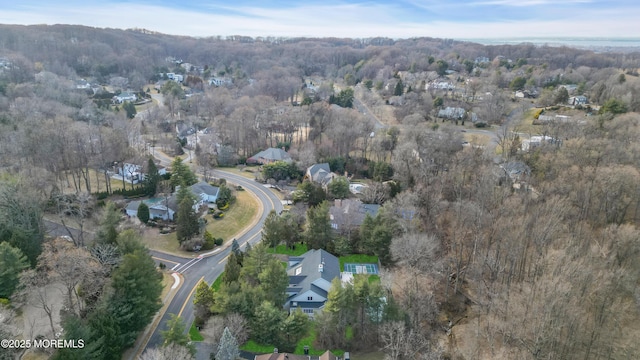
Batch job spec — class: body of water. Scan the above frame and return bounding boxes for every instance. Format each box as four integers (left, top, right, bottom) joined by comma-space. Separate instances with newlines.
460, 37, 640, 51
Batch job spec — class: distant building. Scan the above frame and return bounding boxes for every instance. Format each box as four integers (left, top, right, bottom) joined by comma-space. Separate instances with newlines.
438, 107, 465, 120
568, 95, 588, 106
247, 148, 292, 165
112, 92, 137, 104
286, 249, 340, 318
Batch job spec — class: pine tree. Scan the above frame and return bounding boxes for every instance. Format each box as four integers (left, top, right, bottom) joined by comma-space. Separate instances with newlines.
95, 201, 120, 245
223, 253, 241, 284
170, 157, 197, 188
0, 242, 29, 298
215, 327, 240, 360
176, 185, 199, 243
394, 79, 404, 96
144, 158, 160, 196
304, 201, 334, 250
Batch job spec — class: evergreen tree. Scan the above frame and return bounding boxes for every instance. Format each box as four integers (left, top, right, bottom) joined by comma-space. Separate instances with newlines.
327, 176, 350, 199
394, 79, 404, 96
161, 314, 196, 356
110, 249, 163, 343
215, 327, 240, 360
304, 201, 334, 250
258, 259, 289, 306
170, 157, 197, 188
95, 202, 120, 245
176, 193, 200, 243
231, 238, 241, 257
123, 101, 137, 119
137, 202, 150, 224
279, 308, 310, 352
262, 210, 284, 248
116, 229, 148, 255
144, 158, 160, 196
223, 253, 242, 285
0, 242, 29, 298
252, 301, 285, 345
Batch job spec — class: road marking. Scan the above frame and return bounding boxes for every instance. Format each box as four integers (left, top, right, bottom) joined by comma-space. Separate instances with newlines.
171, 273, 181, 289
218, 254, 230, 265
175, 257, 203, 273
177, 276, 204, 318
152, 256, 180, 265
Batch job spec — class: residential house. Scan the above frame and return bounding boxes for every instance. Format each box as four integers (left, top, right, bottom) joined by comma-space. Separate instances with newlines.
569, 95, 588, 106
286, 249, 341, 318
329, 199, 380, 231
113, 92, 137, 104
305, 163, 338, 186
125, 199, 176, 221
76, 79, 91, 89
190, 181, 220, 205
118, 163, 143, 184
559, 84, 578, 94
437, 107, 466, 120
247, 148, 292, 165
209, 77, 232, 87
175, 121, 195, 139
254, 353, 309, 360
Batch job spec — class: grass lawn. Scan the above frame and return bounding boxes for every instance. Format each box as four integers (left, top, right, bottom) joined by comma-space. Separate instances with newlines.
140, 190, 258, 254
367, 274, 380, 284
211, 272, 223, 292
338, 254, 379, 271
240, 325, 345, 356
205, 191, 258, 242
59, 169, 126, 194
189, 322, 204, 342
266, 243, 309, 256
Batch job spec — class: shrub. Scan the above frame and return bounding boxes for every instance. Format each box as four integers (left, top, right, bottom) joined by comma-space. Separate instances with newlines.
214, 238, 223, 246
236, 185, 244, 191
213, 210, 224, 219
203, 231, 216, 250
0, 298, 10, 307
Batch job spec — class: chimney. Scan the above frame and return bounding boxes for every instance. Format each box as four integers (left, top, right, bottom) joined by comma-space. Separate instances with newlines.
274, 348, 278, 353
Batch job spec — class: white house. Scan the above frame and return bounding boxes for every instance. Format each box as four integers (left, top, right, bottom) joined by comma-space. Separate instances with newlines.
189, 181, 220, 205
125, 200, 176, 221
118, 163, 143, 184
113, 92, 137, 104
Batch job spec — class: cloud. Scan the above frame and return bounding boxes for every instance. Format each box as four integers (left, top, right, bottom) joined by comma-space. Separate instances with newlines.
0, 1, 637, 40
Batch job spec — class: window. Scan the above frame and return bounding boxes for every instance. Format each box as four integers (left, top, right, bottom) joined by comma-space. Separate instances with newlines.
295, 267, 302, 275
303, 308, 314, 314
307, 296, 313, 300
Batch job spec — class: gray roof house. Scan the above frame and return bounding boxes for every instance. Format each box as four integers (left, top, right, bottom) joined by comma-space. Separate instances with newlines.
190, 181, 220, 204
329, 199, 381, 231
438, 107, 466, 120
247, 148, 292, 165
125, 199, 176, 221
305, 163, 338, 186
286, 249, 341, 318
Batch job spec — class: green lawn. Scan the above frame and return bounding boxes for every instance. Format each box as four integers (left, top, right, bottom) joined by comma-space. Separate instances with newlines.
240, 325, 345, 356
211, 273, 223, 292
266, 243, 309, 256
189, 322, 204, 342
205, 191, 259, 242
338, 254, 379, 271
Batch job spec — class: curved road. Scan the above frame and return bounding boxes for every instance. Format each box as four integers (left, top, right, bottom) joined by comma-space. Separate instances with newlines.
143, 169, 283, 357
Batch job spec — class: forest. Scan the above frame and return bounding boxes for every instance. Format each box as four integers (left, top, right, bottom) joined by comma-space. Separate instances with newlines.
0, 24, 640, 360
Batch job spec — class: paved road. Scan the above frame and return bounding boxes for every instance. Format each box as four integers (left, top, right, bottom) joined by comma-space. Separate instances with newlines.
144, 169, 283, 358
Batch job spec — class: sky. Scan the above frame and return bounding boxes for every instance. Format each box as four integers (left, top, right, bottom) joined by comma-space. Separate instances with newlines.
0, 0, 638, 40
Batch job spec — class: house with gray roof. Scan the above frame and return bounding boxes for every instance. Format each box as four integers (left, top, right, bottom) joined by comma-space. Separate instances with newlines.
125, 199, 176, 221
247, 148, 292, 165
286, 249, 341, 318
329, 199, 381, 231
305, 163, 338, 186
190, 181, 220, 205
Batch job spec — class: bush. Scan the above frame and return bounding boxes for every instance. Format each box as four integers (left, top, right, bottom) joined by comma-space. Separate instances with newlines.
0, 298, 10, 307
236, 185, 244, 191
203, 231, 216, 250
214, 238, 223, 246
213, 210, 224, 219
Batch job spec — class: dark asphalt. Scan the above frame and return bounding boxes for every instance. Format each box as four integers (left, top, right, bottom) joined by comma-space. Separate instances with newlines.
144, 169, 283, 358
